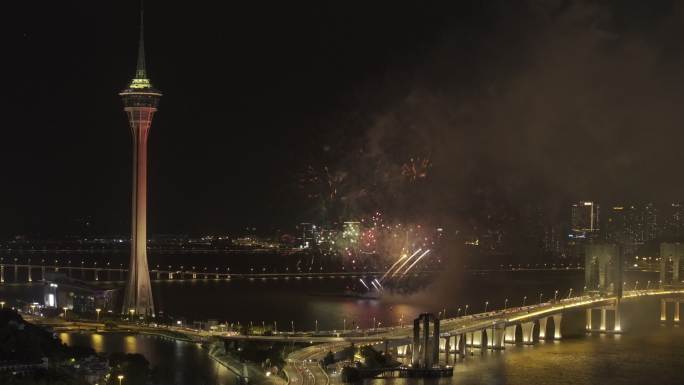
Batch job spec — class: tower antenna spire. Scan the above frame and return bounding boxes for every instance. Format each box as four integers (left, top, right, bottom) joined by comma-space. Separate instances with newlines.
135, 1, 147, 79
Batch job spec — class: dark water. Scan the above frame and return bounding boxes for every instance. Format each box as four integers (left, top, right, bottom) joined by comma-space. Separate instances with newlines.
59, 332, 237, 385
1, 269, 604, 329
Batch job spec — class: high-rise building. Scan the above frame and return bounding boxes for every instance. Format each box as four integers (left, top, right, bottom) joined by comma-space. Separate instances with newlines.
567, 201, 600, 259
604, 206, 627, 244
660, 203, 684, 240
571, 201, 600, 235
120, 8, 161, 317
604, 203, 658, 258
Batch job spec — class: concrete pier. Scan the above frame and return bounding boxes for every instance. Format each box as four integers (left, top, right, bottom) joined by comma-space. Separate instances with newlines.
521, 321, 535, 344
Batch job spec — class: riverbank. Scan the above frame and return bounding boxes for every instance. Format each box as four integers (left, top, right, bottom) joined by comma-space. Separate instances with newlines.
206, 340, 288, 385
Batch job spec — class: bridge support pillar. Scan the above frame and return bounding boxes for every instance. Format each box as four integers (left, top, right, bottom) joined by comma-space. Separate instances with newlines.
27, 266, 32, 282
675, 302, 680, 323
600, 308, 608, 330
490, 325, 506, 349
521, 322, 535, 344
457, 334, 466, 356
614, 300, 621, 332
41, 266, 45, 281
0, 265, 4, 283
505, 325, 516, 343
586, 308, 592, 331
412, 319, 420, 366
169, 272, 173, 280
14, 265, 18, 282
156, 271, 160, 280
552, 314, 563, 339
538, 317, 548, 339
661, 299, 667, 322
94, 269, 99, 281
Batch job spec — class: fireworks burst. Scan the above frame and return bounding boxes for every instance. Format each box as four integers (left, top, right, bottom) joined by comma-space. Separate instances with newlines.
401, 156, 431, 182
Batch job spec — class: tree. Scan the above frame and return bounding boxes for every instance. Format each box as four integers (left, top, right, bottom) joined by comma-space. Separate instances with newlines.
322, 351, 335, 367
107, 353, 151, 385
340, 366, 361, 383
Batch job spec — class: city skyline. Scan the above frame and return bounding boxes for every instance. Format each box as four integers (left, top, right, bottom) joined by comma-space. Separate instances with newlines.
4, 1, 684, 236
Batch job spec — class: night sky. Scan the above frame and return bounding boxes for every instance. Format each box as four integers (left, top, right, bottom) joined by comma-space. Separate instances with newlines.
3, 1, 684, 237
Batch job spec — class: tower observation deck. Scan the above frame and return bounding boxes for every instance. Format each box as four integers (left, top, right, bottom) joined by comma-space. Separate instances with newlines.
119, 8, 161, 317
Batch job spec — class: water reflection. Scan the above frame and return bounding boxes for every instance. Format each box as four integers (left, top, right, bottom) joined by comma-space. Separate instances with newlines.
124, 335, 137, 353
90, 333, 103, 352
60, 333, 237, 385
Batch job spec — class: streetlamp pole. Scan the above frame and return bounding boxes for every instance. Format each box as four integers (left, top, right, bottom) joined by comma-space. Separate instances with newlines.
96, 308, 101, 322
464, 305, 469, 316
484, 301, 489, 313
522, 296, 527, 307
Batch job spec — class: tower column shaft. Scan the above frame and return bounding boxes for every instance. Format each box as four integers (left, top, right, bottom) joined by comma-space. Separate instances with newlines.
122, 110, 155, 316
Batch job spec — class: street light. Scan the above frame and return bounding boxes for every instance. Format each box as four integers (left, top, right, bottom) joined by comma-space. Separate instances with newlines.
96, 308, 101, 322
464, 304, 469, 316
63, 307, 69, 321
457, 307, 462, 317
291, 320, 294, 333
646, 281, 651, 290
117, 374, 124, 385
343, 318, 346, 332
553, 290, 559, 302
504, 298, 508, 310
0, 301, 5, 309
315, 319, 318, 333
484, 301, 489, 313
539, 292, 543, 304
